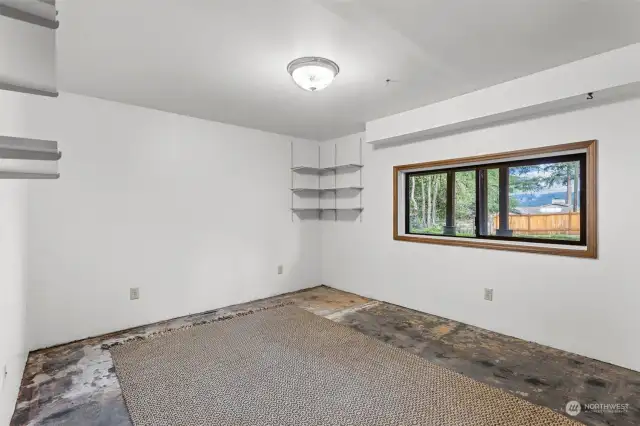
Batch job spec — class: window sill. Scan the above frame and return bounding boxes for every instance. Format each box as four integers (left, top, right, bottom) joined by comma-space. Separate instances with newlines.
393, 233, 596, 258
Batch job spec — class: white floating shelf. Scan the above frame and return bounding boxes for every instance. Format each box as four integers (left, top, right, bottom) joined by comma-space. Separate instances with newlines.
290, 165, 318, 173
290, 139, 364, 221
291, 164, 363, 173
0, 135, 61, 160
290, 186, 364, 193
0, 81, 59, 98
291, 207, 364, 212
0, 171, 59, 179
323, 163, 363, 171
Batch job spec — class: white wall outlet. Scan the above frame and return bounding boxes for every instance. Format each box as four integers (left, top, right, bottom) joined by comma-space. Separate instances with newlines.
1, 364, 7, 390
130, 287, 140, 300
484, 288, 494, 301
277, 265, 284, 275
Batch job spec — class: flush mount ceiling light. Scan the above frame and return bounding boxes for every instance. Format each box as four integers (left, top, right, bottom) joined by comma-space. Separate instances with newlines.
287, 57, 340, 92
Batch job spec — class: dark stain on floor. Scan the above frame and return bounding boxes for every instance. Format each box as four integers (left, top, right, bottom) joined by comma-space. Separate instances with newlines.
11, 286, 640, 426
338, 302, 640, 426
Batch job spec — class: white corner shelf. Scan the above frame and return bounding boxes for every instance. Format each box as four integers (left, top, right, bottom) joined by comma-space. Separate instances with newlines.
322, 163, 363, 172
0, 171, 59, 179
291, 207, 364, 212
290, 139, 364, 221
0, 135, 62, 179
290, 163, 363, 173
290, 186, 363, 193
290, 165, 319, 173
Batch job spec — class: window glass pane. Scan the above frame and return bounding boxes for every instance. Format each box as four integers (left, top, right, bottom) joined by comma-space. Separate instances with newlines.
408, 173, 447, 235
401, 150, 589, 250
508, 160, 581, 242
484, 168, 500, 236
454, 170, 476, 236
408, 157, 583, 243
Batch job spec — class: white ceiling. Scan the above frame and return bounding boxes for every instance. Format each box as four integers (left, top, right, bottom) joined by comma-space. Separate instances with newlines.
57, 0, 640, 141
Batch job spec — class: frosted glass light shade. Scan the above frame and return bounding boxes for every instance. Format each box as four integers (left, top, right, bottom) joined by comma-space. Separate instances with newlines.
287, 57, 339, 92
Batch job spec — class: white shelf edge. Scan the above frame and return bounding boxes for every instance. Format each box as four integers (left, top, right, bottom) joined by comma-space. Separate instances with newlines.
290, 186, 364, 192
290, 165, 320, 172
322, 163, 364, 171
0, 171, 59, 179
291, 207, 364, 211
291, 164, 364, 173
0, 80, 59, 98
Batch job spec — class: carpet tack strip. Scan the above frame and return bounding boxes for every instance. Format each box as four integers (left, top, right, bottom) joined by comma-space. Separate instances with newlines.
102, 301, 294, 349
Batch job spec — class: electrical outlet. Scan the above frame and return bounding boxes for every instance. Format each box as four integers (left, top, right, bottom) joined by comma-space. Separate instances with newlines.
1, 364, 7, 390
277, 265, 284, 275
130, 287, 140, 300
484, 288, 494, 301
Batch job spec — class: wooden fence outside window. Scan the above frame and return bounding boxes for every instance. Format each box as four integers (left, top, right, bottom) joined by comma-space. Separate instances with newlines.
491, 212, 580, 235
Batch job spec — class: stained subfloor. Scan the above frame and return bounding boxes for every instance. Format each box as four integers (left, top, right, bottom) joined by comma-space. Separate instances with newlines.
11, 286, 640, 426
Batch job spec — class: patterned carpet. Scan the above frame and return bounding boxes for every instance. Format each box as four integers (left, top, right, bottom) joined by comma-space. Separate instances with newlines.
110, 306, 581, 426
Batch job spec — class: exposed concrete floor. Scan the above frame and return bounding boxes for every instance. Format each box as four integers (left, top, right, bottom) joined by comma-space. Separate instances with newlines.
11, 286, 640, 426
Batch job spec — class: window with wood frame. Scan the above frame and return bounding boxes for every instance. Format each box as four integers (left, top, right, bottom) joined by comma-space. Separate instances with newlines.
393, 140, 597, 258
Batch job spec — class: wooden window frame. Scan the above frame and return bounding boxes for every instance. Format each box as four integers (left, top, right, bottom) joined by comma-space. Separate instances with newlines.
393, 140, 597, 258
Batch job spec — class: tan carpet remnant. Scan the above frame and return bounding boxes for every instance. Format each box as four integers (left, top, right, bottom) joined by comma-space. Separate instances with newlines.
110, 306, 580, 426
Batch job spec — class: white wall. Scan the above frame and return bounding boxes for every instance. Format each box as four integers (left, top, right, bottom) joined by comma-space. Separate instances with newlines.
0, 15, 56, 91
0, 92, 30, 426
0, 180, 28, 425
23, 93, 321, 350
322, 98, 640, 372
